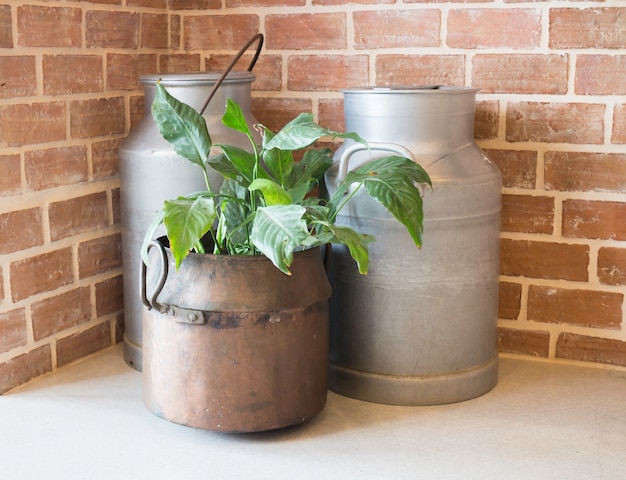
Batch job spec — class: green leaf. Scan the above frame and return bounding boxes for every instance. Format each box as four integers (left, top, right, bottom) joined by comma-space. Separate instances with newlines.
357, 156, 430, 247
206, 151, 241, 181
216, 145, 258, 185
249, 178, 292, 206
140, 211, 164, 267
163, 195, 216, 269
289, 147, 333, 190
263, 113, 368, 151
329, 225, 375, 275
251, 205, 310, 274
222, 98, 253, 137
262, 128, 294, 185
151, 83, 212, 169
219, 179, 253, 253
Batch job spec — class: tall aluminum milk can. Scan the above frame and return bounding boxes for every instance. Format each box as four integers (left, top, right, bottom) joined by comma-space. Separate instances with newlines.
324, 86, 502, 405
119, 72, 258, 370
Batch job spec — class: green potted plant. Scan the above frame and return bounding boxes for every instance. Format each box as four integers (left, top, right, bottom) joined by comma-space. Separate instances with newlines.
140, 83, 431, 433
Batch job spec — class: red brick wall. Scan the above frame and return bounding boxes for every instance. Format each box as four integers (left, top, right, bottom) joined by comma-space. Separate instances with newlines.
1, 0, 625, 392
184, 2, 626, 367
0, 1, 166, 394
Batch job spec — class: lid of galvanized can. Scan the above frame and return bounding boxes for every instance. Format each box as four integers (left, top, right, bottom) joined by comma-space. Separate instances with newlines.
140, 71, 256, 87
341, 85, 479, 94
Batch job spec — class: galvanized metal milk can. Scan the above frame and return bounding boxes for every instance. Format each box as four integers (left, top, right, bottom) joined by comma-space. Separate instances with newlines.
119, 71, 259, 370
325, 86, 502, 405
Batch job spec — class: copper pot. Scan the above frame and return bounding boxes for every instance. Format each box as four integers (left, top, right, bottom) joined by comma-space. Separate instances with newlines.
141, 240, 331, 432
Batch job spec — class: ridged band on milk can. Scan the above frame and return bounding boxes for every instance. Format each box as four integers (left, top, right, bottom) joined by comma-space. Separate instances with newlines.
119, 71, 259, 371
324, 86, 502, 406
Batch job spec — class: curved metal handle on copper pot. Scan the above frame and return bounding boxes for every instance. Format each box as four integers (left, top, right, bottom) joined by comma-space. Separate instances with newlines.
140, 240, 206, 325
337, 142, 416, 182
140, 239, 169, 312
200, 33, 264, 115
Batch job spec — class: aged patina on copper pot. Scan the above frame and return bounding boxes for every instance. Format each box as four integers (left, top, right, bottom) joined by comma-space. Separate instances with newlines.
141, 240, 331, 432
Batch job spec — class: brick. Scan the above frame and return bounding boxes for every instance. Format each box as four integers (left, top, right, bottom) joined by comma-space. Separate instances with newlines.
25, 146, 89, 191
483, 149, 536, 189
95, 275, 124, 317
500, 239, 589, 281
0, 208, 44, 254
474, 101, 499, 140
128, 0, 167, 6
0, 309, 27, 354
10, 248, 73, 302
498, 281, 522, 320
557, 333, 626, 367
129, 95, 145, 131
575, 55, 626, 95
86, 11, 139, 49
315, 0, 393, 4
472, 54, 568, 95
205, 54, 282, 91
550, 8, 626, 49
319, 98, 344, 133
288, 55, 368, 91
229, 0, 303, 5
562, 200, 626, 241
0, 155, 22, 197
170, 14, 181, 50
49, 192, 109, 242
252, 97, 313, 133
501, 194, 554, 235
0, 102, 66, 147
159, 54, 201, 73
184, 15, 260, 50
168, 0, 221, 9
31, 287, 92, 341
0, 4, 12, 48
375, 55, 465, 87
267, 13, 346, 50
70, 97, 125, 139
544, 152, 626, 193
528, 286, 623, 329
92, 139, 121, 180
42, 55, 103, 95
0, 265, 3, 303
112, 188, 121, 225
498, 327, 550, 358
447, 9, 541, 49
17, 6, 81, 48
353, 10, 439, 49
57, 322, 112, 368
506, 102, 604, 144
598, 247, 626, 286
0, 56, 36, 98
614, 104, 626, 144
0, 345, 52, 395
141, 13, 169, 49
78, 233, 122, 279
106, 53, 157, 91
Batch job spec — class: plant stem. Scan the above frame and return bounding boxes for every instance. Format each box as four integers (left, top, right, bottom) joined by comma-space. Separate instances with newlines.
329, 182, 364, 223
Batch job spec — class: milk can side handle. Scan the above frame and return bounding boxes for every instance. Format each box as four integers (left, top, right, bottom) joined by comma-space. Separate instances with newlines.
337, 142, 416, 182
199, 33, 264, 115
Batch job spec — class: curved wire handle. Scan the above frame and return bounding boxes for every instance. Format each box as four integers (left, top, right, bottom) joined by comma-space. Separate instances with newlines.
141, 239, 169, 312
199, 33, 264, 115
